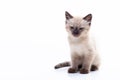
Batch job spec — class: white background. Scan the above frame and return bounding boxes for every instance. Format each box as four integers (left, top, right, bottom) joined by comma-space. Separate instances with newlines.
0, 0, 120, 80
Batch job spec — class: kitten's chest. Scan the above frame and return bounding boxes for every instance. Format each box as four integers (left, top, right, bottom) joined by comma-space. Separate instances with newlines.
70, 43, 88, 54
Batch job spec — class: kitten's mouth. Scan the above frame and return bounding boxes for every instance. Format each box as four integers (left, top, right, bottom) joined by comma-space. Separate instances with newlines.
72, 33, 80, 37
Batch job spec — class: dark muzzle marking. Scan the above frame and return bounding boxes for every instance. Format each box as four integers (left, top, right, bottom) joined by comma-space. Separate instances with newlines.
72, 27, 80, 36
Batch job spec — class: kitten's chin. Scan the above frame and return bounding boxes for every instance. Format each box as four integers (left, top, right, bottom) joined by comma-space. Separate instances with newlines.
68, 33, 81, 39
71, 34, 81, 39
72, 33, 81, 38
73, 35, 80, 37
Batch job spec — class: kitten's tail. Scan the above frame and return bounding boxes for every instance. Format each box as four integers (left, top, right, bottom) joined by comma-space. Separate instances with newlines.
54, 61, 70, 69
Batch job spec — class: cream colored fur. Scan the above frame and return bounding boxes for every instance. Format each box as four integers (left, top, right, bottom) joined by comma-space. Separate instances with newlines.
66, 15, 100, 73
54, 11, 100, 74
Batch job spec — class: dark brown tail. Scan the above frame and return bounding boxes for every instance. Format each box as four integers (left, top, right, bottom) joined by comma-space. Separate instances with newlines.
54, 61, 70, 69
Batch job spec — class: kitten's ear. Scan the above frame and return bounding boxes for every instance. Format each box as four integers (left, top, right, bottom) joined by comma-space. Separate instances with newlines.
83, 14, 92, 22
65, 11, 73, 20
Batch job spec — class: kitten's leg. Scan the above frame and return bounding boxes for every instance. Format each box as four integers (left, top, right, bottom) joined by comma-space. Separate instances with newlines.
68, 53, 81, 73
68, 59, 78, 73
91, 54, 100, 71
80, 54, 95, 74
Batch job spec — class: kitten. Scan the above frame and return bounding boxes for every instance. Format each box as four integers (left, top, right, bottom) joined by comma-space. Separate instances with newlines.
55, 11, 100, 74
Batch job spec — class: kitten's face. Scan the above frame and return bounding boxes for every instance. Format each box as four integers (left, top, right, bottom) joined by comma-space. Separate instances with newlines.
65, 11, 92, 38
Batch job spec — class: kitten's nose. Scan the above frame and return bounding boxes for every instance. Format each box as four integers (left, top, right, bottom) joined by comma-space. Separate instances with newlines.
73, 28, 79, 35
73, 29, 79, 36
73, 30, 79, 35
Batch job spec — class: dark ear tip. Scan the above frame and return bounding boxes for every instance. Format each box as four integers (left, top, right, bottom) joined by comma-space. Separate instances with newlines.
65, 11, 68, 14
83, 13, 92, 22
65, 11, 73, 20
88, 14, 92, 17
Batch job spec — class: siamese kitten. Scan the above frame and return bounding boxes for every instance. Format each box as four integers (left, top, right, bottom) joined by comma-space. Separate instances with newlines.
55, 11, 100, 74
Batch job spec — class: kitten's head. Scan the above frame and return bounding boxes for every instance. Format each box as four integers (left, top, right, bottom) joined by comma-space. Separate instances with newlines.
65, 11, 92, 38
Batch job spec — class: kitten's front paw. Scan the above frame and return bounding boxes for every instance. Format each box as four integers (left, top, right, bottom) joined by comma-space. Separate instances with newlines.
91, 65, 98, 71
80, 68, 89, 74
68, 68, 77, 73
